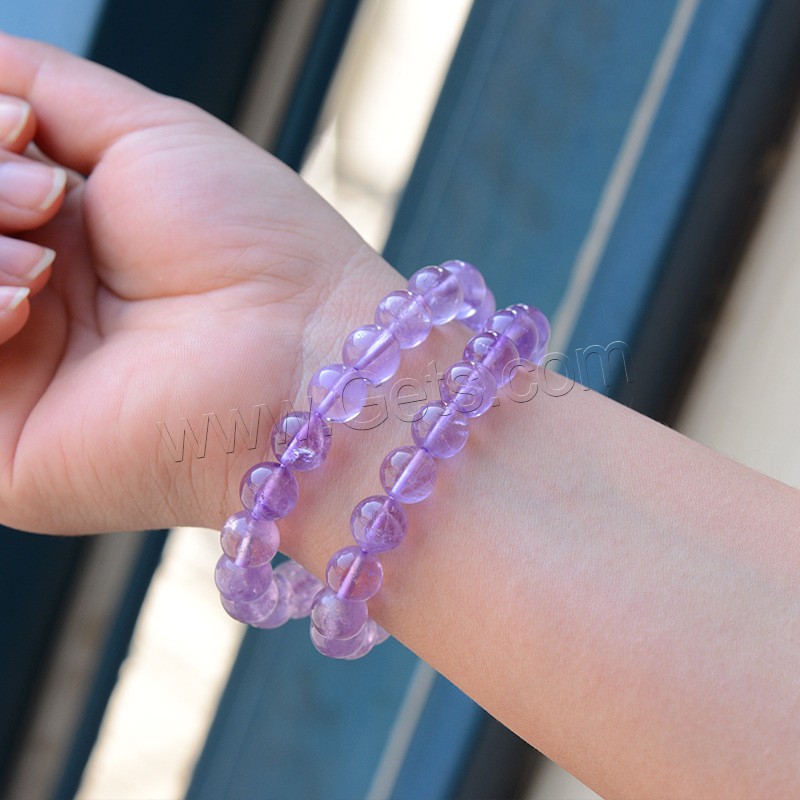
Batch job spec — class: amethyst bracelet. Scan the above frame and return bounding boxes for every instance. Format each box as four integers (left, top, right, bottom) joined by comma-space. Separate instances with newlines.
213, 259, 550, 660
214, 261, 496, 629
307, 302, 550, 659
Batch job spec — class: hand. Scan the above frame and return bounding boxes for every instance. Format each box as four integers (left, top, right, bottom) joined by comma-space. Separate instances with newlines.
0, 32, 398, 534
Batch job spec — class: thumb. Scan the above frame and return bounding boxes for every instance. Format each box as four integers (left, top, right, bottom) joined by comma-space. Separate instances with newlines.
0, 31, 199, 174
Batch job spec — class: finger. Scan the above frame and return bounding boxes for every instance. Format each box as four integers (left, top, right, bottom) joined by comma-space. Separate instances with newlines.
0, 94, 35, 153
0, 153, 67, 232
0, 31, 195, 174
0, 285, 30, 343
0, 236, 55, 291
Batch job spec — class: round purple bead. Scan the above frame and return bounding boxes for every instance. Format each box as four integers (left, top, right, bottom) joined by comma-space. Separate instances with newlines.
380, 445, 436, 504
407, 266, 463, 325
311, 624, 371, 659
342, 629, 376, 660
240, 462, 298, 521
251, 572, 294, 629
367, 619, 390, 646
411, 401, 469, 459
351, 495, 408, 553
342, 324, 401, 385
310, 587, 369, 640
374, 290, 433, 349
326, 546, 383, 601
271, 411, 331, 472
221, 578, 279, 624
464, 287, 496, 332
307, 363, 368, 423
275, 560, 323, 618
220, 511, 279, 567
525, 305, 550, 361
215, 555, 273, 603
440, 360, 496, 417
441, 260, 486, 322
463, 331, 520, 386
487, 307, 539, 362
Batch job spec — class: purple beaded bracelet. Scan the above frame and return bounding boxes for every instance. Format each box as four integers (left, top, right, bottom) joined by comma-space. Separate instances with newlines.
214, 261, 497, 629
306, 302, 550, 659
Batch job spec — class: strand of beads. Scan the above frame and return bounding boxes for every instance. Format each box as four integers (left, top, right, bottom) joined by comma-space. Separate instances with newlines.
307, 302, 551, 659
214, 260, 496, 628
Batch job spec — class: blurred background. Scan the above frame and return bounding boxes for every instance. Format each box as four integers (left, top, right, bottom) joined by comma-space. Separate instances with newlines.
2, 0, 800, 798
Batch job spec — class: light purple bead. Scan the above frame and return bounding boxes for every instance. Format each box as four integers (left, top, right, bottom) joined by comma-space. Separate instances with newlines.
215, 555, 273, 603
311, 624, 371, 659
441, 260, 486, 322
367, 619, 390, 646
271, 411, 331, 471
310, 587, 369, 640
440, 360, 496, 417
380, 446, 436, 503
343, 629, 376, 660
241, 462, 298, 521
221, 578, 279, 624
525, 305, 551, 361
411, 401, 469, 459
463, 331, 520, 386
374, 290, 433, 349
487, 307, 539, 362
251, 572, 294, 629
307, 363, 368, 423
342, 324, 401, 385
464, 287, 496, 332
220, 511, 279, 567
326, 546, 383, 601
351, 495, 408, 553
275, 560, 323, 618
407, 265, 463, 325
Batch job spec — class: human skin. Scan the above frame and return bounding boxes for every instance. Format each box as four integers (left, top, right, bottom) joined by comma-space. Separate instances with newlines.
0, 32, 798, 799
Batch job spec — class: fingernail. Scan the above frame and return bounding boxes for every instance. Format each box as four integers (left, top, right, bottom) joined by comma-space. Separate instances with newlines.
0, 285, 30, 313
0, 162, 67, 211
0, 99, 30, 147
26, 247, 56, 280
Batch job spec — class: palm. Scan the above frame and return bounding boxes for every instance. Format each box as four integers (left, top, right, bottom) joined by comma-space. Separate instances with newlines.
0, 36, 381, 534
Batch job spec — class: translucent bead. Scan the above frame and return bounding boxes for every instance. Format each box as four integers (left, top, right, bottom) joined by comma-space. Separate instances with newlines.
310, 587, 369, 640
342, 628, 376, 660
526, 305, 551, 361
342, 324, 401, 385
311, 624, 371, 659
241, 462, 298, 521
215, 555, 273, 603
441, 260, 486, 321
275, 560, 323, 618
271, 411, 331, 471
221, 578, 279, 624
407, 265, 463, 325
464, 287, 496, 332
326, 546, 383, 601
440, 360, 496, 417
351, 495, 408, 553
411, 401, 469, 458
307, 363, 368, 423
487, 307, 538, 362
374, 290, 433, 349
251, 572, 294, 629
367, 619, 390, 646
380, 446, 436, 503
220, 510, 279, 567
463, 331, 520, 386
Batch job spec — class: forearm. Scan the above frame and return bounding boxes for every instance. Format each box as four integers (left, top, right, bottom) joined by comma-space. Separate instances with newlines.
276, 253, 800, 799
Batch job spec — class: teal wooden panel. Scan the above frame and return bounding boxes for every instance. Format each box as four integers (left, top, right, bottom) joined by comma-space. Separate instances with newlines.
386, 0, 679, 312
188, 624, 420, 799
